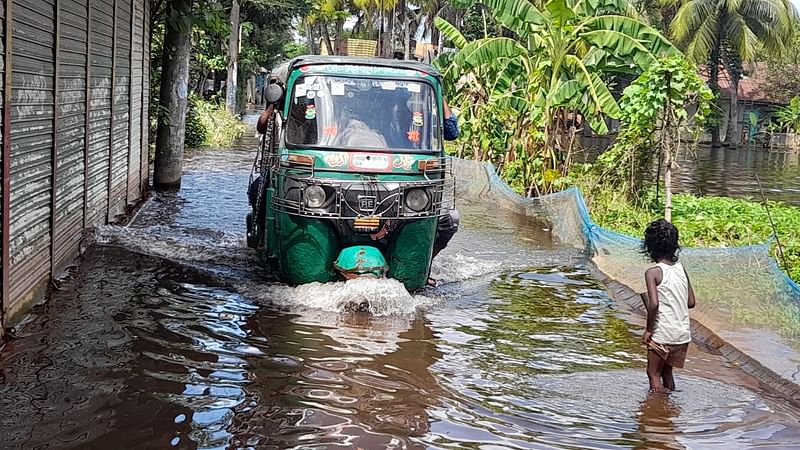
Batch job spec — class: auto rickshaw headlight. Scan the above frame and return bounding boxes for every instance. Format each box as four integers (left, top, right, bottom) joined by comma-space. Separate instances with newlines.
304, 185, 327, 208
405, 188, 430, 212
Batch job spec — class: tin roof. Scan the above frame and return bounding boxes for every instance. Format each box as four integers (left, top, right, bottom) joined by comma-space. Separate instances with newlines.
699, 63, 779, 104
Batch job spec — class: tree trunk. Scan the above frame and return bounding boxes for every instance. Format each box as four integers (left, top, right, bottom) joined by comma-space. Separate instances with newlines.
708, 61, 721, 147
334, 19, 345, 55
403, 2, 410, 60
320, 22, 334, 55
724, 74, 740, 148
664, 162, 673, 222
305, 20, 318, 54
225, 0, 240, 113
378, 9, 385, 57
384, 10, 397, 58
154, 0, 192, 190
353, 12, 364, 36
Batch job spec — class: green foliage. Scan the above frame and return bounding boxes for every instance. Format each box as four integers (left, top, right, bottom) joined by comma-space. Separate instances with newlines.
762, 30, 800, 105
283, 42, 309, 60
595, 56, 714, 201
772, 96, 800, 133
185, 94, 209, 148
671, 0, 796, 65
436, 0, 677, 195
184, 95, 247, 148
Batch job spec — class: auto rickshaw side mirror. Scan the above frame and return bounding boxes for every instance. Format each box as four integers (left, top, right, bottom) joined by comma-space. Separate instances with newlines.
265, 83, 284, 105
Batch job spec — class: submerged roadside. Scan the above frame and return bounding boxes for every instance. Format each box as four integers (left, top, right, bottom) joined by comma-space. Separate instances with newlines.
458, 158, 800, 409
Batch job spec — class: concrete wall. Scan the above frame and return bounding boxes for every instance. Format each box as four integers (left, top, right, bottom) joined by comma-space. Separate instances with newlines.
0, 0, 151, 338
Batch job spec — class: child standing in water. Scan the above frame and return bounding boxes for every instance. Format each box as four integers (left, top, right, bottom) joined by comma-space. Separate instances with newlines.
641, 219, 696, 392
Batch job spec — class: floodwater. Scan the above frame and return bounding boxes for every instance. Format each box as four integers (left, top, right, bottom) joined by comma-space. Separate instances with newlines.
673, 146, 800, 205
2, 141, 800, 449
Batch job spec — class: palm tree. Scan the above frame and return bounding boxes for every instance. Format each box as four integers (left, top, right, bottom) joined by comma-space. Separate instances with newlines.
669, 0, 797, 147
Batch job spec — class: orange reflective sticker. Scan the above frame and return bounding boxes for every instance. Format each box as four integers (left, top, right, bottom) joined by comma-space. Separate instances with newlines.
407, 129, 420, 143
323, 125, 337, 136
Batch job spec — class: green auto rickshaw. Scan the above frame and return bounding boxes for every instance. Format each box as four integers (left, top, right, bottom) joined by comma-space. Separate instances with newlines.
246, 56, 457, 291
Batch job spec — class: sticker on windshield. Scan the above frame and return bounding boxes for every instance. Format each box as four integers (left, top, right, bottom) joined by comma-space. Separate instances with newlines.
350, 153, 390, 171
412, 112, 424, 127
295, 83, 307, 98
332, 82, 345, 96
306, 90, 316, 99
305, 105, 317, 120
407, 84, 421, 93
407, 129, 421, 143
381, 81, 397, 91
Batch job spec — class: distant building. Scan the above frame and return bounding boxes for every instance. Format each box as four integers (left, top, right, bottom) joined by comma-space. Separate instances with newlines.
699, 63, 784, 146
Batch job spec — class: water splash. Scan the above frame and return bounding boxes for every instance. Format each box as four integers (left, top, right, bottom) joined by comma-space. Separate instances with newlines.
93, 225, 253, 271
429, 253, 505, 284
236, 277, 436, 317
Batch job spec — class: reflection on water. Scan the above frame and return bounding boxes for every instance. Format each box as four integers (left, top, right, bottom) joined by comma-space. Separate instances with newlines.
633, 393, 682, 450
3, 143, 800, 449
674, 147, 800, 205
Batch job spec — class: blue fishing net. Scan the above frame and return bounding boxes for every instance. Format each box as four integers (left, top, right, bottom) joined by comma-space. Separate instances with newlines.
452, 157, 800, 347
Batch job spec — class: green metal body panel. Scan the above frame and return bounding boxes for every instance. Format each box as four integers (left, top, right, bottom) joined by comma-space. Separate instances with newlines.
387, 218, 437, 290
335, 246, 388, 277
276, 212, 339, 284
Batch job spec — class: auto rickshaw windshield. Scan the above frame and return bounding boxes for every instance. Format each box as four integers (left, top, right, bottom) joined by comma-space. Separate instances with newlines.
285, 75, 441, 152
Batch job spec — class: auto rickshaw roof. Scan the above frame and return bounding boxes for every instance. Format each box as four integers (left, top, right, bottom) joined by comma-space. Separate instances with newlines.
269, 56, 441, 86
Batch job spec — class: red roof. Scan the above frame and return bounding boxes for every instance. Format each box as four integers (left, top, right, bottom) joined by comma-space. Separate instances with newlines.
699, 62, 777, 104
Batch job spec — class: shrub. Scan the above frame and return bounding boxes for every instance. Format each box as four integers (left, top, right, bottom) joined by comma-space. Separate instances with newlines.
185, 95, 208, 148
184, 94, 246, 148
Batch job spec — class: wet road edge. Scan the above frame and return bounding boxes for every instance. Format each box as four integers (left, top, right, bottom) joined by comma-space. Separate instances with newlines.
589, 260, 800, 408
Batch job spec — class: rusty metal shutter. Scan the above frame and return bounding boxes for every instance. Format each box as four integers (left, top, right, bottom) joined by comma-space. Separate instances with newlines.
109, 0, 130, 219
53, 0, 88, 271
127, 0, 143, 204
140, 0, 149, 193
86, 0, 113, 227
8, 0, 55, 302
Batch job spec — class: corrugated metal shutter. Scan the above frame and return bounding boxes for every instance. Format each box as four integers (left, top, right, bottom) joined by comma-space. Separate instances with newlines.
0, 1, 7, 324
127, 0, 143, 204
140, 0, 149, 193
86, 0, 113, 227
109, 0, 130, 219
9, 0, 55, 301
53, 0, 88, 271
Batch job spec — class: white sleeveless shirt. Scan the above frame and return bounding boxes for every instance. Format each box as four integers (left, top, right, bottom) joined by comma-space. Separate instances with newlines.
651, 262, 691, 345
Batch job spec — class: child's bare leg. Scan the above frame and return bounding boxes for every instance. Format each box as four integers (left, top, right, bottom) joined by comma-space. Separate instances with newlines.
646, 350, 665, 392
661, 364, 675, 391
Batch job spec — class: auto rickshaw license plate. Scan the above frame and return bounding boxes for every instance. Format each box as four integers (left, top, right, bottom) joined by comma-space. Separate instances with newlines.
350, 153, 390, 171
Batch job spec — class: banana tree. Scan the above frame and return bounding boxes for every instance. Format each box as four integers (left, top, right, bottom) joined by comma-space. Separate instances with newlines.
436, 0, 678, 194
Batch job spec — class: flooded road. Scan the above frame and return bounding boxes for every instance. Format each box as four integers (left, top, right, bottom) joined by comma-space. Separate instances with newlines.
674, 147, 800, 205
2, 145, 800, 449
